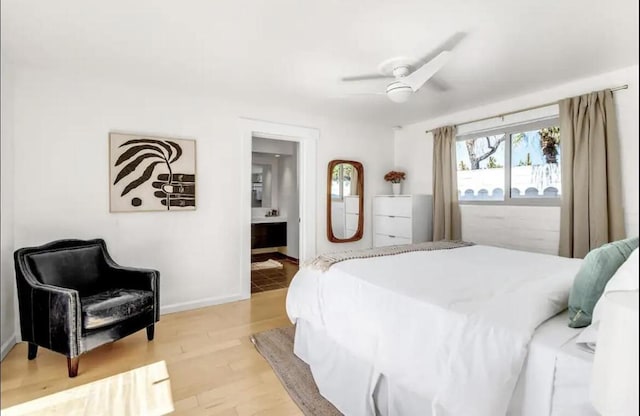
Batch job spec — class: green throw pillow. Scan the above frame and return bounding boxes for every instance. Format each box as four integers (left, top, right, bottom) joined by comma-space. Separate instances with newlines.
568, 237, 639, 328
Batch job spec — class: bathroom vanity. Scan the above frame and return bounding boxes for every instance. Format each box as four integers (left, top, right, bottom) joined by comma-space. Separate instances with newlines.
251, 217, 287, 249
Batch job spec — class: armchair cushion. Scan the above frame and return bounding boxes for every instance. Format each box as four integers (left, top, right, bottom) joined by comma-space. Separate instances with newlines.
82, 289, 154, 330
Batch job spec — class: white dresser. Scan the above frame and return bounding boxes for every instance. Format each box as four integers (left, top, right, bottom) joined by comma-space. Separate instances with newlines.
344, 195, 360, 238
372, 194, 432, 247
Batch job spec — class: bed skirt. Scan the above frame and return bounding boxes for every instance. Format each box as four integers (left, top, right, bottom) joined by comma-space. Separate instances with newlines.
292, 317, 595, 416
294, 319, 433, 416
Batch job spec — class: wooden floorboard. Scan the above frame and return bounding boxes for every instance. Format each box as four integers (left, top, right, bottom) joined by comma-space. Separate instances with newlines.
0, 289, 301, 416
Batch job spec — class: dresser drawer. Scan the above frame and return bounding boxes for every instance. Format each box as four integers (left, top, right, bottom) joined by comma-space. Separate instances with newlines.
373, 215, 412, 239
373, 196, 412, 217
374, 233, 411, 247
344, 196, 360, 214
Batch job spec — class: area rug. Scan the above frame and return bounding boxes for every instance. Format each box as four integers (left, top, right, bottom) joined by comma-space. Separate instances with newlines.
250, 327, 342, 416
250, 259, 284, 271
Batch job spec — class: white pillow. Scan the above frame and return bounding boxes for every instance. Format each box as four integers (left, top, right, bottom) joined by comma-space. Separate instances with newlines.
592, 247, 639, 324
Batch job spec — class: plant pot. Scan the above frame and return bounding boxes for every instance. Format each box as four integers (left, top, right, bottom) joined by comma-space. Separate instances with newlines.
391, 183, 402, 195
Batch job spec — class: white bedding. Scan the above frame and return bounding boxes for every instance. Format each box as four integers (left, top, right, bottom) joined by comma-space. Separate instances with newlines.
509, 313, 596, 416
286, 245, 583, 416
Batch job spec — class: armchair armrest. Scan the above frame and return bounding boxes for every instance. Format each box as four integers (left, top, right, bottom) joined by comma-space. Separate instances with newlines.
20, 282, 82, 357
109, 266, 159, 293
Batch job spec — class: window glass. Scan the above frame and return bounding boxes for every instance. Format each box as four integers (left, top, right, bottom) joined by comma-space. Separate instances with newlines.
332, 163, 356, 199
510, 127, 561, 198
456, 134, 506, 201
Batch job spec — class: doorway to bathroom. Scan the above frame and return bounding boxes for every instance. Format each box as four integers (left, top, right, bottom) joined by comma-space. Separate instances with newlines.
250, 137, 300, 293
239, 118, 318, 299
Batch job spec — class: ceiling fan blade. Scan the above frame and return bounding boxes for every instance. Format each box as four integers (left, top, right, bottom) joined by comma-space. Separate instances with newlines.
417, 32, 467, 65
403, 50, 452, 92
341, 74, 394, 82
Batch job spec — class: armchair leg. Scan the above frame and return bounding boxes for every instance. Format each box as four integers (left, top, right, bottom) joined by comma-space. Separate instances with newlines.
27, 343, 38, 360
67, 357, 80, 378
146, 325, 155, 341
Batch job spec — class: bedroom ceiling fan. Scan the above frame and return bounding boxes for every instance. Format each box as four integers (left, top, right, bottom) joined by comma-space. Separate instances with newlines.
341, 50, 452, 103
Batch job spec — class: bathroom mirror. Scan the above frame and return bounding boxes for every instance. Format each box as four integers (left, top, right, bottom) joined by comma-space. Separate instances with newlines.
251, 164, 272, 208
327, 160, 364, 243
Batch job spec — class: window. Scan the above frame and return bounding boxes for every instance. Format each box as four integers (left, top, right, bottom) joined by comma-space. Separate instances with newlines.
456, 120, 561, 204
331, 163, 356, 200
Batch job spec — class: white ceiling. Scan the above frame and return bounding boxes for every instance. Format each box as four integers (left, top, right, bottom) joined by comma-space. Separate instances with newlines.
2, 0, 638, 126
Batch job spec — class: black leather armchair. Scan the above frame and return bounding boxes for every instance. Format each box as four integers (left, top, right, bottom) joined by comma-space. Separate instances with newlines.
14, 239, 159, 377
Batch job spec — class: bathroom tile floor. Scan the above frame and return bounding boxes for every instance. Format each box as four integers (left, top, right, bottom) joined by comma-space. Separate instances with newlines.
251, 252, 299, 293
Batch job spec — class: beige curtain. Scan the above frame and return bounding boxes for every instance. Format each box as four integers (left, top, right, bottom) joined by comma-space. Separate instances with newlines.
432, 126, 462, 241
559, 89, 625, 258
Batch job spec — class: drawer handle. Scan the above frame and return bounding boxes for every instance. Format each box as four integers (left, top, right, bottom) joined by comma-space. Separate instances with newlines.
389, 235, 396, 238
388, 215, 395, 218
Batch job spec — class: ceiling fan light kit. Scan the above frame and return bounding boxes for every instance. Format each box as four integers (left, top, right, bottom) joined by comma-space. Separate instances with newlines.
386, 82, 413, 103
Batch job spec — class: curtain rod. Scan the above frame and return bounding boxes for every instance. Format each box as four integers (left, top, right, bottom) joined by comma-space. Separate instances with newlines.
425, 84, 628, 134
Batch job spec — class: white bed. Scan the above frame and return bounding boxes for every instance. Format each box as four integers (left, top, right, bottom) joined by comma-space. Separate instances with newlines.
286, 244, 594, 416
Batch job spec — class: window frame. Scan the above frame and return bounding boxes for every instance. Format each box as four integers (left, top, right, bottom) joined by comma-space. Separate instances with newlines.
456, 118, 561, 207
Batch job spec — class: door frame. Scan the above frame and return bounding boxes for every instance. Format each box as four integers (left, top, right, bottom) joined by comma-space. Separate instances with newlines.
239, 118, 318, 299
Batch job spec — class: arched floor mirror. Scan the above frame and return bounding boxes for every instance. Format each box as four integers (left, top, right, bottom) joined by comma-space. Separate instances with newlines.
327, 160, 364, 243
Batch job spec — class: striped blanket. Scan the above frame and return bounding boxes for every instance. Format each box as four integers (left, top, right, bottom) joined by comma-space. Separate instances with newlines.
304, 240, 474, 272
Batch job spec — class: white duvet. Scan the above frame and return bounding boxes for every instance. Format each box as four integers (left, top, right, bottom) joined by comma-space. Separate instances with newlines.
286, 245, 583, 416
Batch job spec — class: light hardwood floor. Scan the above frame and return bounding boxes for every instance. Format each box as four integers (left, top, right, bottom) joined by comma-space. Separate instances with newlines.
1, 289, 302, 416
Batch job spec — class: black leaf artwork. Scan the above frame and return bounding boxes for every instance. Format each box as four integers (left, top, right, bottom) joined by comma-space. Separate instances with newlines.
120, 139, 174, 159
113, 153, 161, 185
121, 161, 163, 197
115, 144, 165, 166
113, 138, 184, 210
166, 141, 183, 163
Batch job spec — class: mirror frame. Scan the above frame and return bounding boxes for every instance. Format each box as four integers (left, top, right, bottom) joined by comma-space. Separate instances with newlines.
327, 160, 364, 243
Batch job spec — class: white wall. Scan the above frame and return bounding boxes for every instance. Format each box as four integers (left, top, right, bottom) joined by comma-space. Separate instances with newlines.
7, 65, 393, 315
277, 149, 299, 259
395, 65, 639, 254
1, 56, 17, 359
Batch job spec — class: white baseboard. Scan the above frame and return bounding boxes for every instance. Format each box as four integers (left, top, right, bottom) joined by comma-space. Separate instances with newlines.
161, 293, 247, 315
1, 333, 17, 361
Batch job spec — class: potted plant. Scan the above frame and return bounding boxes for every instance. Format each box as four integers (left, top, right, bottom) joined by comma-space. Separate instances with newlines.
384, 170, 406, 195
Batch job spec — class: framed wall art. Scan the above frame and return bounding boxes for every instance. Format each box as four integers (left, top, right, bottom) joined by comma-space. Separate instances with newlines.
109, 133, 196, 212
